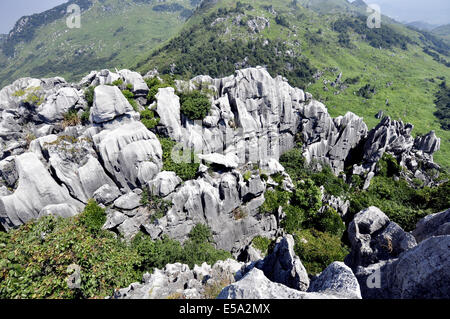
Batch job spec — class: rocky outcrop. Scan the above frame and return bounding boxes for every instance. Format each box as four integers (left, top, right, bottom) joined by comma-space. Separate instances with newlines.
218, 268, 343, 299
412, 208, 450, 243
113, 259, 244, 299
260, 235, 310, 291
308, 262, 362, 299
90, 85, 134, 124
354, 236, 450, 299
345, 206, 417, 268
354, 117, 441, 187
92, 121, 163, 191
0, 152, 83, 230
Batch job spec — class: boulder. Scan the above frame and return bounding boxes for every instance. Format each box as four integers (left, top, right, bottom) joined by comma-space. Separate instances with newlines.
155, 87, 183, 141
308, 262, 362, 299
412, 209, 450, 243
346, 206, 416, 268
0, 153, 83, 230
218, 268, 336, 299
92, 121, 163, 190
90, 85, 134, 123
260, 235, 310, 291
148, 171, 181, 197
37, 87, 81, 122
114, 192, 142, 210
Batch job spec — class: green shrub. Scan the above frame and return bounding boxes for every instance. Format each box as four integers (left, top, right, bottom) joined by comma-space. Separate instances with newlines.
160, 137, 199, 181
145, 76, 175, 103
377, 153, 402, 177
140, 188, 172, 222
77, 199, 106, 234
80, 109, 90, 124
291, 179, 322, 220
312, 206, 345, 237
294, 229, 349, 275
179, 90, 211, 120
84, 86, 95, 107
243, 171, 252, 182
0, 214, 141, 299
140, 109, 160, 130
121, 89, 138, 111
252, 236, 273, 256
282, 205, 306, 234
259, 189, 291, 215
111, 79, 124, 87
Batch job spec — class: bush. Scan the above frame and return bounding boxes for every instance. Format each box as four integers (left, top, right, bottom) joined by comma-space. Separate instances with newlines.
159, 137, 199, 181
145, 76, 175, 103
63, 109, 80, 127
377, 153, 401, 177
84, 86, 95, 107
121, 89, 138, 111
312, 206, 345, 237
251, 236, 273, 256
140, 109, 160, 130
179, 90, 211, 120
132, 224, 231, 271
259, 189, 291, 215
294, 229, 349, 275
0, 214, 141, 299
78, 200, 106, 234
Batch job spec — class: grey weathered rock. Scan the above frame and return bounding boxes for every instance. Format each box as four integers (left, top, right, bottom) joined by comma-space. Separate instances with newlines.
308, 262, 362, 299
114, 192, 142, 210
90, 85, 134, 123
218, 268, 339, 299
118, 69, 149, 96
92, 121, 163, 190
355, 236, 450, 299
148, 171, 181, 197
155, 87, 183, 141
37, 87, 82, 122
260, 235, 309, 291
346, 206, 416, 268
0, 153, 83, 230
38, 203, 79, 219
412, 209, 450, 243
113, 259, 244, 299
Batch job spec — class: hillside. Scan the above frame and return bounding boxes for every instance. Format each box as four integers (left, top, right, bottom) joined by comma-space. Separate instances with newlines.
0, 0, 199, 87
135, 0, 450, 169
433, 24, 450, 42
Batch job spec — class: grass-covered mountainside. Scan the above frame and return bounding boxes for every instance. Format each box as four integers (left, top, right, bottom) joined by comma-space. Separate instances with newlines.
0, 0, 199, 87
432, 24, 450, 43
135, 0, 450, 169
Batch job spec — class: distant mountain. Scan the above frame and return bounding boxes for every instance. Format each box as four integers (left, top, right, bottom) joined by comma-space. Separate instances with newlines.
433, 24, 450, 42
0, 0, 199, 87
406, 21, 440, 31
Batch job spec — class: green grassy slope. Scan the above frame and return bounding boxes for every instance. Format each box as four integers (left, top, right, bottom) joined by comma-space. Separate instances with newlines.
433, 24, 450, 42
0, 0, 197, 87
135, 0, 450, 169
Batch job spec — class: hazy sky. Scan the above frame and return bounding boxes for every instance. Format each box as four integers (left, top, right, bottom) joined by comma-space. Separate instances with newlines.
0, 0, 67, 34
352, 0, 450, 25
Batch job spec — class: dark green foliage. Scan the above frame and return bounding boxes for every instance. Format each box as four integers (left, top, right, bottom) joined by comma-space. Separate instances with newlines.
356, 83, 376, 99
132, 224, 231, 271
80, 109, 90, 124
179, 90, 211, 120
121, 89, 138, 111
0, 209, 141, 299
349, 176, 450, 231
159, 137, 199, 181
275, 15, 290, 28
294, 229, 349, 275
332, 16, 410, 50
251, 236, 273, 256
377, 153, 402, 177
312, 206, 345, 237
140, 188, 172, 222
78, 199, 106, 235
145, 76, 175, 103
434, 81, 450, 130
140, 109, 160, 130
84, 86, 95, 107
142, 9, 316, 90
280, 147, 348, 196
259, 189, 291, 215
